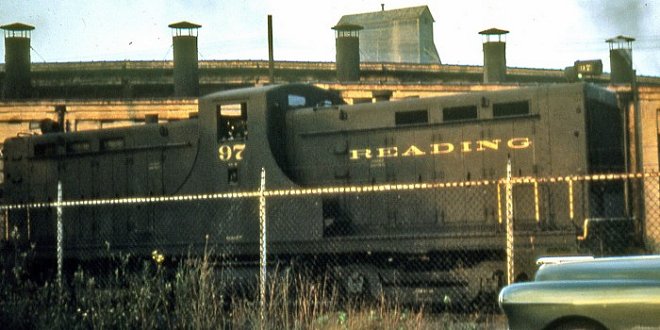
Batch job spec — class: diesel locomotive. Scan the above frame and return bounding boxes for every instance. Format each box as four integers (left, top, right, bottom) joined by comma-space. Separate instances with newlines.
1, 82, 631, 306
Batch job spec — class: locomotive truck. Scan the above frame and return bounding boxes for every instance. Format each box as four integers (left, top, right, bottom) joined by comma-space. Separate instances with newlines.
0, 82, 633, 307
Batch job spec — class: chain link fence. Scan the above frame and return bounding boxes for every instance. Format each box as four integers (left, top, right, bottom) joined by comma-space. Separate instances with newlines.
1, 170, 660, 326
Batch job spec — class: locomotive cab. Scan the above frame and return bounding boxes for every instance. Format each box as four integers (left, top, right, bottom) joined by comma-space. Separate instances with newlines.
196, 84, 345, 191
217, 102, 248, 186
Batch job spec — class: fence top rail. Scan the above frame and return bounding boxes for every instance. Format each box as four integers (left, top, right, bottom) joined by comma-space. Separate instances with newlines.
1, 171, 658, 210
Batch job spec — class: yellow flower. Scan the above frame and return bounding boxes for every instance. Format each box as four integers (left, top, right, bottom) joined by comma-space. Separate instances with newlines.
151, 250, 165, 265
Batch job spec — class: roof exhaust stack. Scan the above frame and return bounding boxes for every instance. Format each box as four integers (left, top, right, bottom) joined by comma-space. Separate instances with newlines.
169, 21, 201, 97
333, 23, 363, 83
606, 35, 635, 84
1, 23, 34, 99
479, 28, 508, 83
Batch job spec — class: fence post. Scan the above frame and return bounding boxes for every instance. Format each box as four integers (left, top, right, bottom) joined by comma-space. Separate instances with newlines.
3, 209, 8, 241
259, 168, 267, 328
56, 180, 63, 291
568, 179, 574, 221
506, 159, 515, 285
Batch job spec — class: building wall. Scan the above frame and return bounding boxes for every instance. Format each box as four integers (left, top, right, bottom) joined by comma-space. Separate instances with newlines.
640, 87, 660, 246
358, 16, 437, 64
7, 60, 648, 101
338, 6, 440, 64
640, 87, 660, 171
418, 14, 440, 63
0, 98, 197, 146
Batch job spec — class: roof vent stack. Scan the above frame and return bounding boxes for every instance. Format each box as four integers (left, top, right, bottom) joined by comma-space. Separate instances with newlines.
479, 28, 508, 84
333, 23, 363, 83
169, 21, 201, 97
1, 22, 34, 99
607, 35, 635, 84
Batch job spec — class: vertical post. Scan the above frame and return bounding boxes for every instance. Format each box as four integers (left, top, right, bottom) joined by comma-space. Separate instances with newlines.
568, 179, 574, 221
56, 180, 63, 290
26, 207, 31, 241
259, 168, 267, 328
506, 159, 515, 285
268, 15, 275, 84
497, 183, 503, 224
55, 105, 67, 133
632, 70, 647, 237
633, 70, 643, 173
3, 209, 8, 241
534, 180, 540, 224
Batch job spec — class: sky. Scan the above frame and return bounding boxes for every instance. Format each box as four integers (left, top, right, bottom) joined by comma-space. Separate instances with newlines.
1, 0, 659, 76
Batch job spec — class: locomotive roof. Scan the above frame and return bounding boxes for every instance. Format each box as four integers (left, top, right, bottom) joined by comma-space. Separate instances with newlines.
199, 82, 615, 114
200, 83, 346, 111
337, 82, 615, 112
201, 84, 281, 101
201, 83, 327, 101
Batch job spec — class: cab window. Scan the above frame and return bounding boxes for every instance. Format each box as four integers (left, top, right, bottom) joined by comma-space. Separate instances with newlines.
288, 94, 306, 108
217, 102, 247, 141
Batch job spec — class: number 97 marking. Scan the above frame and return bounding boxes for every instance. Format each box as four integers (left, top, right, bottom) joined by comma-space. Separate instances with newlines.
218, 144, 245, 161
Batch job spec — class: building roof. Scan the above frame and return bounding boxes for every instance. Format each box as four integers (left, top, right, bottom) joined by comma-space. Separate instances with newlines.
337, 5, 434, 26
0, 22, 35, 31
606, 35, 635, 43
331, 23, 364, 31
168, 21, 202, 29
479, 28, 509, 35
336, 5, 440, 64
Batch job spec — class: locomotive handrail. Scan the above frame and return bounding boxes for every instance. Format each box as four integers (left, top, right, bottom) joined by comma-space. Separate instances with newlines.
299, 114, 542, 137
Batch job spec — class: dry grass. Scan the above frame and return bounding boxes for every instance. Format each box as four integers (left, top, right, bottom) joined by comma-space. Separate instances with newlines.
0, 244, 506, 329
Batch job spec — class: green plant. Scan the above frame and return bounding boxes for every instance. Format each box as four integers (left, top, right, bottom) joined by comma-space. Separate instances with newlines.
0, 242, 510, 329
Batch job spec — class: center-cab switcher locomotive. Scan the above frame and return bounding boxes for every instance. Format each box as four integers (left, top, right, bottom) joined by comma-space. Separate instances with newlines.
2, 83, 628, 306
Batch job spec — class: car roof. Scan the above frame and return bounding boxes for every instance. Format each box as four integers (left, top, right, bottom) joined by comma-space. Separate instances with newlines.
535, 255, 660, 282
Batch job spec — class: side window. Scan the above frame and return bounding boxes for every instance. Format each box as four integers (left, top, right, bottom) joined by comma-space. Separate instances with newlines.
443, 105, 478, 122
217, 102, 248, 141
395, 110, 428, 126
493, 101, 529, 118
288, 94, 306, 108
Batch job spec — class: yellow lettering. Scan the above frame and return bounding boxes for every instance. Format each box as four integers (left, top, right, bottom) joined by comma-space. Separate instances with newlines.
461, 142, 473, 153
377, 147, 398, 158
430, 143, 454, 154
219, 145, 232, 161
401, 145, 426, 157
233, 144, 245, 160
348, 137, 532, 161
476, 139, 501, 151
508, 137, 531, 149
350, 149, 372, 160
218, 144, 246, 161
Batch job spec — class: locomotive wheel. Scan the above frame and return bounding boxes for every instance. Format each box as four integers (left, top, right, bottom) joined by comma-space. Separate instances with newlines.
336, 265, 382, 301
346, 270, 366, 295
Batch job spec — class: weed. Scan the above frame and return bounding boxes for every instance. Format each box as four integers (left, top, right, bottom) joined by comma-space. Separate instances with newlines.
0, 243, 506, 329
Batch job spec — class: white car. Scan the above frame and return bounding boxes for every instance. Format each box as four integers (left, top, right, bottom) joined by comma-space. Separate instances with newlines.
499, 255, 660, 330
